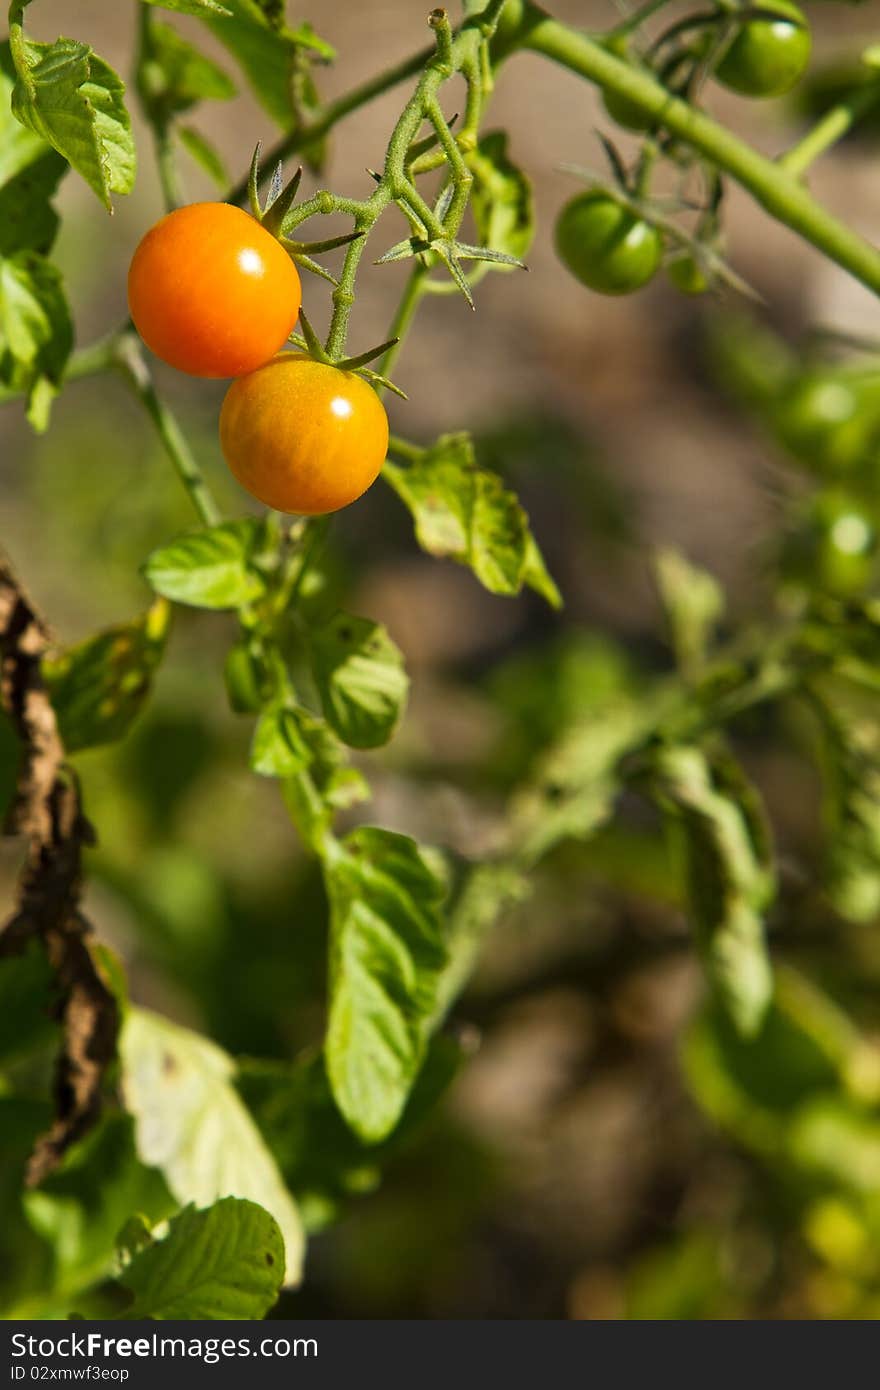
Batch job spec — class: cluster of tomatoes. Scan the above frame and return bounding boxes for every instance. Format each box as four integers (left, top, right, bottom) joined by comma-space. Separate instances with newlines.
555, 1, 811, 297
128, 202, 389, 515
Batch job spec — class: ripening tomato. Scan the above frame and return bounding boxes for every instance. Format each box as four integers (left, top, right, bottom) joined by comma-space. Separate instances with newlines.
714, 0, 811, 99
601, 37, 657, 131
128, 202, 302, 378
219, 353, 389, 515
555, 190, 662, 295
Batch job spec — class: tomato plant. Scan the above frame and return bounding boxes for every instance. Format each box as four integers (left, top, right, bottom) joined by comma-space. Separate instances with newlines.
5, 0, 880, 1330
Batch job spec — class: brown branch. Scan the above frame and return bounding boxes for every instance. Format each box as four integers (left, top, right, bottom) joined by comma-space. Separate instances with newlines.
0, 555, 118, 1186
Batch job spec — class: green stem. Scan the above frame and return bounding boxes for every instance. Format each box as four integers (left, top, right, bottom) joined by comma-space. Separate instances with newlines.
377, 264, 429, 385
519, 5, 880, 296
7, 1, 32, 92
137, 5, 184, 212
779, 83, 880, 178
114, 336, 221, 527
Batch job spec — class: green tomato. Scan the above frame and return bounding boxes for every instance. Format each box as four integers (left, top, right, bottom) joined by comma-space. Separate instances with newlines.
667, 254, 710, 295
714, 0, 811, 98
773, 372, 880, 477
781, 491, 877, 598
555, 191, 662, 295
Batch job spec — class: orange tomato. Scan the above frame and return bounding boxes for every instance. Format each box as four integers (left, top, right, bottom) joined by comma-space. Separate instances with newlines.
219, 353, 389, 515
127, 202, 301, 378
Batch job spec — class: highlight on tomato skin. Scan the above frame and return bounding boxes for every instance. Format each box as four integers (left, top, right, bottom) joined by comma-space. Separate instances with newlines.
219, 353, 390, 516
127, 202, 302, 379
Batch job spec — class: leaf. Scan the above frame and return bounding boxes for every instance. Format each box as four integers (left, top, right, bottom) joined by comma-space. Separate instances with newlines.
202, 0, 333, 128
810, 693, 880, 923
250, 703, 312, 777
143, 519, 269, 609
141, 0, 233, 15
120, 1007, 304, 1285
384, 433, 560, 607
0, 42, 67, 257
0, 250, 72, 430
178, 125, 229, 188
308, 612, 409, 750
655, 548, 725, 674
653, 745, 774, 1036
468, 131, 535, 267
138, 19, 236, 120
43, 600, 169, 753
510, 701, 652, 864
11, 39, 136, 210
324, 828, 449, 1142
119, 1198, 284, 1319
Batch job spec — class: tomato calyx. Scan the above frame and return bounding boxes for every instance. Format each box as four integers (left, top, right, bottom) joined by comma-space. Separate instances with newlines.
291, 309, 407, 400
246, 144, 363, 289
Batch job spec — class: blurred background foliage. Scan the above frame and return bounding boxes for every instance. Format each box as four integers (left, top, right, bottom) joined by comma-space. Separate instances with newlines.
7, 0, 880, 1319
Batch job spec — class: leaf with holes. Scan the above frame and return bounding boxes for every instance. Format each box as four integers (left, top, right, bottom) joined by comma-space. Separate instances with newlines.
385, 432, 560, 607
44, 600, 170, 753
308, 612, 409, 750
119, 1198, 284, 1319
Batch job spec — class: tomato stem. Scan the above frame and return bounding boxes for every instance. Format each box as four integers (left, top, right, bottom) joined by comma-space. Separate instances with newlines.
114, 336, 221, 528
779, 81, 880, 179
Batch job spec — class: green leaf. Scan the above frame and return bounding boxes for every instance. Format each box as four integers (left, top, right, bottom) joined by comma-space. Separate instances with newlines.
653, 745, 774, 1036
202, 0, 333, 128
143, 519, 269, 609
250, 703, 312, 777
141, 0, 233, 15
385, 433, 559, 607
138, 20, 235, 122
324, 828, 449, 1143
808, 691, 880, 923
0, 249, 72, 430
0, 43, 67, 257
44, 600, 169, 753
510, 701, 652, 863
11, 39, 135, 210
655, 547, 725, 674
120, 1007, 304, 1285
468, 131, 535, 267
119, 1198, 284, 1319
178, 124, 229, 188
308, 612, 409, 750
